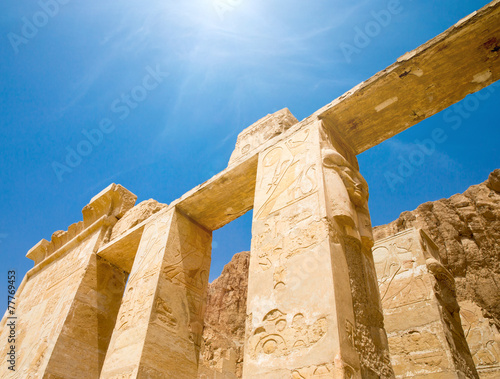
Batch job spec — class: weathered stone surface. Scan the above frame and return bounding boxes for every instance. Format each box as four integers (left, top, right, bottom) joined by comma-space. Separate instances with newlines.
229, 108, 298, 166
242, 120, 392, 378
110, 199, 168, 241
374, 170, 500, 378
487, 169, 500, 192
101, 209, 213, 378
83, 183, 137, 227
373, 228, 478, 378
315, 0, 500, 154
460, 301, 500, 378
200, 171, 500, 378
199, 251, 250, 379
44, 255, 127, 378
4, 2, 500, 376
373, 171, 500, 324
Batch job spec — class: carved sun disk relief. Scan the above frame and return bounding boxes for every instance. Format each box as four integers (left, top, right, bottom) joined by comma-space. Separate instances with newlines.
251, 309, 327, 357
258, 335, 286, 355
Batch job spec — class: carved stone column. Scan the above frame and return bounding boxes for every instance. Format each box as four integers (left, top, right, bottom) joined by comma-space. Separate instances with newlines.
459, 301, 500, 378
373, 228, 479, 378
101, 208, 212, 378
243, 120, 393, 378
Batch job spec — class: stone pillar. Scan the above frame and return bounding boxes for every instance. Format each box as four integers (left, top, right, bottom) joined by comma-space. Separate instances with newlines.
44, 254, 128, 378
243, 120, 393, 378
0, 184, 136, 378
459, 301, 500, 378
101, 208, 212, 378
373, 228, 479, 378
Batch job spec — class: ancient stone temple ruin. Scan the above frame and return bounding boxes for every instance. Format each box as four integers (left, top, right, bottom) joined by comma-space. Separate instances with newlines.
1, 1, 499, 378
373, 229, 478, 378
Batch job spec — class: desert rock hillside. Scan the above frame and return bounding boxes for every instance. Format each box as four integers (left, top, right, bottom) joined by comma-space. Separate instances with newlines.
373, 169, 500, 325
200, 169, 500, 378
199, 251, 250, 378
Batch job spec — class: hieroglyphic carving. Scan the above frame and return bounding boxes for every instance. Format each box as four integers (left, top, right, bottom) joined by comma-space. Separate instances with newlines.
248, 309, 327, 358
274, 266, 287, 290
372, 237, 432, 309
255, 128, 317, 220
128, 218, 170, 284
253, 208, 330, 291
154, 297, 178, 330
158, 211, 212, 352
116, 287, 154, 332
102, 209, 211, 379
162, 213, 211, 295
255, 214, 328, 272
114, 218, 171, 332
374, 229, 479, 378
460, 301, 500, 370
292, 362, 335, 378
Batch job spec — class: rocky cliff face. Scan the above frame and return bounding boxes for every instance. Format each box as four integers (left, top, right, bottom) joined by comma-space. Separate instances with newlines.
200, 170, 500, 377
373, 169, 500, 326
199, 251, 250, 378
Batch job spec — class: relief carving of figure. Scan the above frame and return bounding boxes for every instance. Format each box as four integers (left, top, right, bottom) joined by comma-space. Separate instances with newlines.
256, 129, 317, 220
321, 148, 373, 250
460, 302, 500, 368
373, 239, 431, 309
162, 227, 211, 293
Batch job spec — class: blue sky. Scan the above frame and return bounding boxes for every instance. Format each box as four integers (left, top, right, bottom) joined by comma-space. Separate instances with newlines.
1, 0, 498, 301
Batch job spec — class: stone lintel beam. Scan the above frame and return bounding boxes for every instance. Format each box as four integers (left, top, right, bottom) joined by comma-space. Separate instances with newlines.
96, 155, 258, 266
315, 0, 500, 154
174, 154, 258, 231
96, 157, 259, 265
97, 223, 146, 273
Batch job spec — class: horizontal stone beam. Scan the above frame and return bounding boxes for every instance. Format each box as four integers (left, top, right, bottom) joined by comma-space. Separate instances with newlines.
98, 152, 260, 268
175, 154, 258, 231
316, 0, 500, 154
97, 223, 145, 273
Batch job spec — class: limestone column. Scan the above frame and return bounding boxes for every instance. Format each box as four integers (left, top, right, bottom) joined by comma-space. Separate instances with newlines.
459, 301, 500, 378
373, 228, 479, 378
243, 120, 393, 378
101, 208, 212, 378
